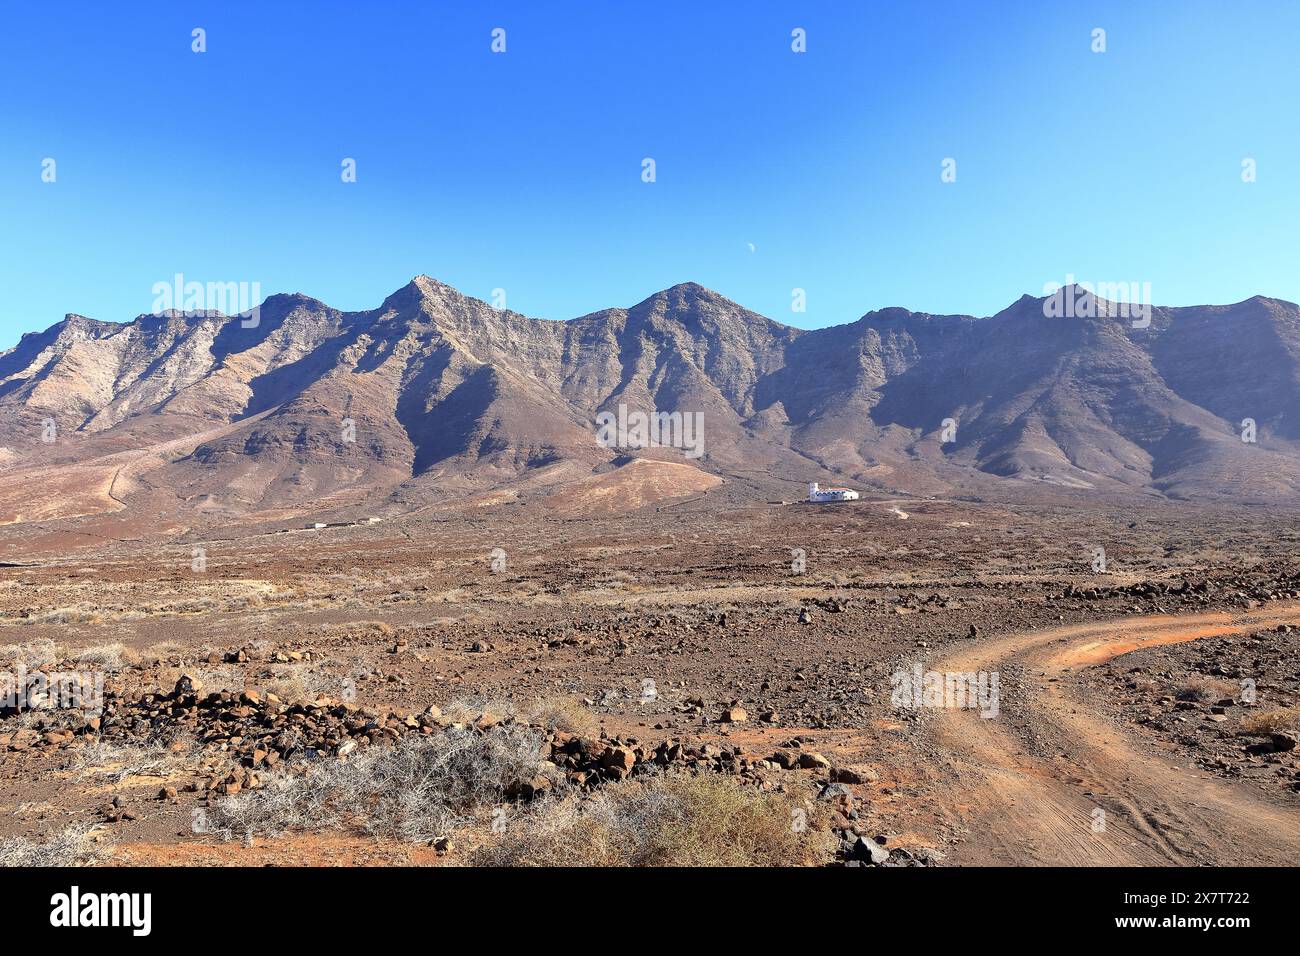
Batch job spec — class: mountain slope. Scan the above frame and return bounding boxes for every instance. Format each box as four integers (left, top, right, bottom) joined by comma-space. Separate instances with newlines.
1, 277, 1297, 529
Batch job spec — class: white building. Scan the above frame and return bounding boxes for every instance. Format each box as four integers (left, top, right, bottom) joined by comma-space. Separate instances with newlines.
808, 482, 859, 503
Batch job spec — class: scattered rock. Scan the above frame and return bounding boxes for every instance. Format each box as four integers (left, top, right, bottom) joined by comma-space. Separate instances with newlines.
173, 674, 205, 696
797, 751, 831, 770
853, 836, 890, 865
830, 766, 876, 785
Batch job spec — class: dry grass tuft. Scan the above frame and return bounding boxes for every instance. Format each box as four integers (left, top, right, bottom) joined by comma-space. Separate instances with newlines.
525, 696, 599, 737
259, 663, 344, 704
1239, 706, 1300, 737
438, 696, 517, 726
24, 604, 112, 626
153, 664, 245, 698
1174, 676, 1239, 703
70, 642, 139, 672
1, 638, 66, 669
473, 772, 835, 867
0, 825, 106, 867
68, 735, 203, 782
142, 640, 187, 662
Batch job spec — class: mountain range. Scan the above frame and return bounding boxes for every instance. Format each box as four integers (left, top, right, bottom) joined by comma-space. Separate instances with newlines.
2, 276, 1297, 532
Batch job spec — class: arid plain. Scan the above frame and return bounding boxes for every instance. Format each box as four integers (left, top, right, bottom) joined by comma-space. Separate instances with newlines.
3, 491, 1298, 866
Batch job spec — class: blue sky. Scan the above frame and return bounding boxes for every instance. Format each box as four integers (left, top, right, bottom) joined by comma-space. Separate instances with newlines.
0, 0, 1296, 348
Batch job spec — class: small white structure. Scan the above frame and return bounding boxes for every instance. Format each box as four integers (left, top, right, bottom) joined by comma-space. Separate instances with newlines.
808, 482, 859, 503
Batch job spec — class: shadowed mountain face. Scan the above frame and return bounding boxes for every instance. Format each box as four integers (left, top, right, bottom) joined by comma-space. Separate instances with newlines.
1, 276, 1297, 523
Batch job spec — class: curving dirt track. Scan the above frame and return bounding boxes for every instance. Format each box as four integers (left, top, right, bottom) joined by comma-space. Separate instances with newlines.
931, 604, 1300, 866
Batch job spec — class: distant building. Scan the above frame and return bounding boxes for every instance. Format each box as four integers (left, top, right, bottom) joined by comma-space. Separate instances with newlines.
808, 481, 859, 503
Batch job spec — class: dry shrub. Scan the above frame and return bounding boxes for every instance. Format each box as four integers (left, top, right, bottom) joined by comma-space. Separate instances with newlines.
1, 639, 65, 669
259, 663, 343, 704
153, 664, 244, 698
154, 597, 220, 615
69, 734, 203, 782
209, 724, 553, 843
143, 640, 187, 661
1174, 676, 1239, 703
3, 706, 85, 732
473, 772, 835, 867
26, 604, 111, 626
1238, 706, 1300, 737
70, 642, 139, 672
526, 696, 599, 737
0, 825, 106, 867
439, 696, 516, 726
343, 620, 395, 638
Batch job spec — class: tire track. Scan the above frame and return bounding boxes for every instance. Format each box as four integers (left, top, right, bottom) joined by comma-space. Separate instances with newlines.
929, 604, 1300, 865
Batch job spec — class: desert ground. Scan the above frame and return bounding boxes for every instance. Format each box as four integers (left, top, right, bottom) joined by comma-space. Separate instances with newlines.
2, 493, 1298, 867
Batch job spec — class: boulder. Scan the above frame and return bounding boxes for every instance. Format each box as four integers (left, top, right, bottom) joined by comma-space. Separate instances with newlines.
769, 750, 799, 770
600, 745, 637, 778
853, 836, 890, 865
173, 674, 205, 696
1270, 731, 1298, 752
797, 751, 831, 770
830, 766, 876, 785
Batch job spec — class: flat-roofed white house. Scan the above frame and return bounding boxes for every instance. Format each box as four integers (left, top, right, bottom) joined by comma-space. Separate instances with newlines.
808, 482, 859, 502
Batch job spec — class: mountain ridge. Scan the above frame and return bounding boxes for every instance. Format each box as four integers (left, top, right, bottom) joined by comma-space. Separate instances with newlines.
21, 277, 1296, 340
1, 277, 1297, 533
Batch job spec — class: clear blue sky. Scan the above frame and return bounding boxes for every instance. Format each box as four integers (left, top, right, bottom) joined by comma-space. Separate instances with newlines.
1, 0, 1296, 348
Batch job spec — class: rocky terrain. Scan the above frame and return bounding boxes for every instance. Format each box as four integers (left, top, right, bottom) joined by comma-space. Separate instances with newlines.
1076, 624, 1300, 798
2, 496, 1299, 866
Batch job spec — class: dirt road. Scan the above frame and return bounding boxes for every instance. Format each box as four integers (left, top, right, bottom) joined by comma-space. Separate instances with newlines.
931, 604, 1300, 865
